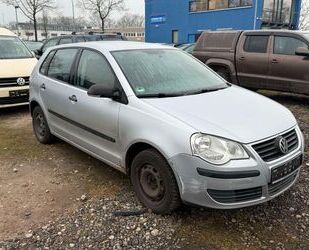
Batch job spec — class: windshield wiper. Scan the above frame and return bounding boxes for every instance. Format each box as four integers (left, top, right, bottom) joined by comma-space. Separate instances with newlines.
138, 93, 184, 98
184, 86, 228, 96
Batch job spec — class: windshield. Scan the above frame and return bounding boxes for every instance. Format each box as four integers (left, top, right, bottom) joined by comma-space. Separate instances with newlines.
112, 49, 228, 98
0, 36, 33, 59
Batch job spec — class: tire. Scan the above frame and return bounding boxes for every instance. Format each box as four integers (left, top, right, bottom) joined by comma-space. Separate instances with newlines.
216, 68, 231, 82
32, 106, 55, 144
130, 149, 181, 214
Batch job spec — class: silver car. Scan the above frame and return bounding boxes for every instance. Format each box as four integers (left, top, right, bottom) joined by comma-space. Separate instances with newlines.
30, 41, 305, 214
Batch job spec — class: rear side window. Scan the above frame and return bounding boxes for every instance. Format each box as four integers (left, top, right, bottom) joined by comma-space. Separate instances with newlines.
59, 38, 72, 45
274, 36, 308, 55
244, 35, 269, 53
40, 50, 56, 75
75, 49, 117, 90
47, 49, 78, 83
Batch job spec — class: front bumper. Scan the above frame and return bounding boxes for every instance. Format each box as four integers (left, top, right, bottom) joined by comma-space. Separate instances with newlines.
168, 127, 304, 209
0, 86, 29, 108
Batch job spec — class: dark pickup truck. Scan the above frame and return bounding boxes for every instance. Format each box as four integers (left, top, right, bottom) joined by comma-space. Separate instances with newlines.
193, 30, 309, 95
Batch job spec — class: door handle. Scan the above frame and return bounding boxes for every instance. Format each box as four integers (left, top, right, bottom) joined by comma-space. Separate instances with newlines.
69, 95, 77, 103
272, 59, 280, 64
239, 56, 245, 61
40, 83, 46, 90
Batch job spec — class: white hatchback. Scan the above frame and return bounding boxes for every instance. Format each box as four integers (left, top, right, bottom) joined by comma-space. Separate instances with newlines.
30, 41, 304, 214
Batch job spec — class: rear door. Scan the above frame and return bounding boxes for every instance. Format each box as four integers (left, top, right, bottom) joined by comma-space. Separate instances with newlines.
236, 33, 271, 89
269, 34, 309, 94
66, 49, 123, 165
39, 48, 79, 139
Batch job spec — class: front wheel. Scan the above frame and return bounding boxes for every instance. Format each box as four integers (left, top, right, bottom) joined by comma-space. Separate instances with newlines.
130, 149, 181, 214
32, 106, 55, 144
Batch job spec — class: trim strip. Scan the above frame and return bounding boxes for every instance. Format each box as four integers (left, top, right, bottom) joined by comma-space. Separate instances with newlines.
197, 168, 260, 179
48, 109, 116, 143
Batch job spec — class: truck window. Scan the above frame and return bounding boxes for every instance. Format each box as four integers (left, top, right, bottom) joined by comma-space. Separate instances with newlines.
244, 35, 269, 53
274, 36, 308, 55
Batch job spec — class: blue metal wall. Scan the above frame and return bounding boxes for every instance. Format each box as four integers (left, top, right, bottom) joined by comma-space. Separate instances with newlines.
145, 0, 302, 44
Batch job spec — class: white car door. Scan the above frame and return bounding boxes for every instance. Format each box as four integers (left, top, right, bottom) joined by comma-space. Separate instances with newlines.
39, 48, 79, 139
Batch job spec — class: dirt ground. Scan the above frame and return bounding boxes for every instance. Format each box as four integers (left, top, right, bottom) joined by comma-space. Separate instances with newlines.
0, 91, 308, 249
0, 106, 126, 240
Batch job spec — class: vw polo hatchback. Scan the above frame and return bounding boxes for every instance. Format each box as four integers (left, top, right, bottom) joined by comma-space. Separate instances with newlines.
30, 42, 304, 214
0, 28, 37, 108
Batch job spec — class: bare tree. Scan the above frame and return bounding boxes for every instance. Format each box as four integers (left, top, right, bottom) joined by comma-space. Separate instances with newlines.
299, 1, 309, 30
42, 11, 49, 39
79, 0, 125, 32
117, 13, 144, 28
1, 0, 56, 41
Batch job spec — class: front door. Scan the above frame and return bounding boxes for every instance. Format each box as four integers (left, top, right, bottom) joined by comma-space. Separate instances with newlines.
236, 34, 270, 89
269, 35, 309, 94
68, 49, 122, 165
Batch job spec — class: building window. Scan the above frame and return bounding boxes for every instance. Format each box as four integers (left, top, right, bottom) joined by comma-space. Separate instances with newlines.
189, 0, 252, 12
262, 0, 293, 25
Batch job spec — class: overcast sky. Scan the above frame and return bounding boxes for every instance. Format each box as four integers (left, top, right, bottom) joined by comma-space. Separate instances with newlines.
0, 0, 145, 25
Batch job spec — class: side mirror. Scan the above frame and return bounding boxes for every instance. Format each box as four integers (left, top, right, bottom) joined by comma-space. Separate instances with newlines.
87, 84, 121, 100
295, 47, 309, 57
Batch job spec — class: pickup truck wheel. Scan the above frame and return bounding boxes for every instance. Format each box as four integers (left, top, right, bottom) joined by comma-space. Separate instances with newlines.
32, 106, 55, 144
130, 149, 181, 214
216, 68, 231, 82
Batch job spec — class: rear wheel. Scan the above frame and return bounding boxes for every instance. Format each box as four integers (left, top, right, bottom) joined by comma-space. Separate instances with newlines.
32, 106, 55, 144
130, 149, 181, 214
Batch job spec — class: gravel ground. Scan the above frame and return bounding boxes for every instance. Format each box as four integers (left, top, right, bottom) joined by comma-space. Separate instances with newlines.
0, 91, 308, 249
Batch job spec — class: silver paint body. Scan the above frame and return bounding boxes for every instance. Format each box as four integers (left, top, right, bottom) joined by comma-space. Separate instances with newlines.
30, 42, 305, 209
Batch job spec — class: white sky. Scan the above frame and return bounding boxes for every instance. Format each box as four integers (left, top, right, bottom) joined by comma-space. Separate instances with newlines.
0, 0, 145, 25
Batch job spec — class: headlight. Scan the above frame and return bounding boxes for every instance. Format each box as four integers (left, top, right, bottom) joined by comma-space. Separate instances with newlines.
191, 133, 249, 165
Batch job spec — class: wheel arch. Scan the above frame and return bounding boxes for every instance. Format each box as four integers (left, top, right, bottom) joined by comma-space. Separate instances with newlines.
206, 59, 237, 83
124, 141, 170, 175
30, 100, 40, 116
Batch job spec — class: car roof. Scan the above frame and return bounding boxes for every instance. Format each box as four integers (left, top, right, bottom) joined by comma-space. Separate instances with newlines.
0, 27, 16, 36
52, 41, 175, 52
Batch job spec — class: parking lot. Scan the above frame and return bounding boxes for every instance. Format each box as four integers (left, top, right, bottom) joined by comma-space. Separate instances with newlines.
0, 90, 308, 249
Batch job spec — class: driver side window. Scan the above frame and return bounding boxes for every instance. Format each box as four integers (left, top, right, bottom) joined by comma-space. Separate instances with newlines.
75, 50, 117, 90
274, 36, 308, 55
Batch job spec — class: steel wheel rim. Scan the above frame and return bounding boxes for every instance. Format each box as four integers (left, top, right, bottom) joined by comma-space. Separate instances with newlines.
139, 164, 165, 202
35, 114, 46, 137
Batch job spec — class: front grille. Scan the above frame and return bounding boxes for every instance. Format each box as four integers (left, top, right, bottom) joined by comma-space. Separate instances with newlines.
268, 171, 298, 196
0, 77, 30, 87
252, 129, 298, 162
207, 187, 262, 203
0, 96, 29, 105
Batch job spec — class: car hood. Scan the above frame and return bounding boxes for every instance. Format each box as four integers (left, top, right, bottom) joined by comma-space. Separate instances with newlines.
0, 58, 37, 78
142, 86, 297, 144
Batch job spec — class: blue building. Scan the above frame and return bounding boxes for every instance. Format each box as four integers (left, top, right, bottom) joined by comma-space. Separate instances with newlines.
145, 0, 302, 44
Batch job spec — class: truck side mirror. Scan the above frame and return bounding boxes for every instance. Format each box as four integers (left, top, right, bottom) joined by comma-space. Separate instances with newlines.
295, 47, 309, 57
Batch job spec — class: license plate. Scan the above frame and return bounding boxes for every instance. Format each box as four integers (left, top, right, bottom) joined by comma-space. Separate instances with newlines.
271, 155, 303, 183
9, 89, 29, 98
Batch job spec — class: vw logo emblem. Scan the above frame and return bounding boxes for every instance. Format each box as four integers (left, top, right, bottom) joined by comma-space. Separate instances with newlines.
278, 137, 289, 154
17, 77, 26, 86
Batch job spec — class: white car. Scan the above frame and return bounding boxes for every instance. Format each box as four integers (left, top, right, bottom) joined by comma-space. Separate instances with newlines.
30, 41, 304, 214
0, 28, 37, 108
